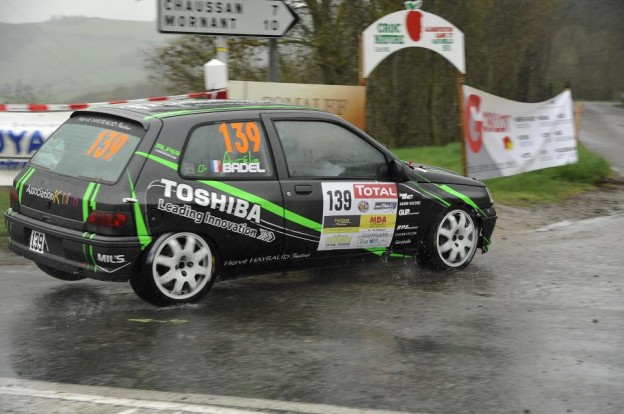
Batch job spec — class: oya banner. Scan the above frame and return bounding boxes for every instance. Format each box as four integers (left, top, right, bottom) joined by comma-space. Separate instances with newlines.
463, 86, 577, 180
0, 112, 70, 184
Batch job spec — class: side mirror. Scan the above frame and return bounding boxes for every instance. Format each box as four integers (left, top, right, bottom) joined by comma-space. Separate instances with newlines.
390, 159, 409, 182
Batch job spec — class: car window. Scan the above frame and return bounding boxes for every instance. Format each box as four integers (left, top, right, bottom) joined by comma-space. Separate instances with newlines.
29, 115, 144, 184
180, 120, 273, 179
274, 120, 390, 180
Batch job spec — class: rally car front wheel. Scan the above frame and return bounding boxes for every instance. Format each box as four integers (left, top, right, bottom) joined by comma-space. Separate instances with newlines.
131, 232, 217, 306
418, 206, 479, 271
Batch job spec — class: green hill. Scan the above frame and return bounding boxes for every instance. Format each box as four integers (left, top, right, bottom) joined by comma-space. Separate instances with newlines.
0, 16, 176, 102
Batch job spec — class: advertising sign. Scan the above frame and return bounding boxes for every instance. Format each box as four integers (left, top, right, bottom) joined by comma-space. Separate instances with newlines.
157, 0, 298, 37
362, 9, 465, 78
463, 86, 577, 180
228, 81, 366, 130
0, 112, 70, 185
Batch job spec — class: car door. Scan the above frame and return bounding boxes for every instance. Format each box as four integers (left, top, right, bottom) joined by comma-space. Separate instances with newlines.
137, 114, 285, 266
262, 113, 399, 259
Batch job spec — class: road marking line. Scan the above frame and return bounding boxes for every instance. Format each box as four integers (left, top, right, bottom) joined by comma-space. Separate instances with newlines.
0, 377, 420, 414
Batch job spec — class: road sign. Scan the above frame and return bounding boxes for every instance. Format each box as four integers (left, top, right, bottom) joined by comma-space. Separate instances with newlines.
158, 0, 299, 37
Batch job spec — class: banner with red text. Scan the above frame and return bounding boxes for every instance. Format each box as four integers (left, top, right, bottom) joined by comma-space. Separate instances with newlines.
463, 86, 577, 180
362, 9, 465, 78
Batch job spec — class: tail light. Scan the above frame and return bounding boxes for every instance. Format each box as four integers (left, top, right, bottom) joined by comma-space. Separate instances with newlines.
9, 188, 19, 211
86, 211, 128, 234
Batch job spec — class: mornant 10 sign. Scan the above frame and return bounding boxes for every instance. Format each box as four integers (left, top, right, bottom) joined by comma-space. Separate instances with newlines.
158, 0, 298, 37
361, 1, 465, 78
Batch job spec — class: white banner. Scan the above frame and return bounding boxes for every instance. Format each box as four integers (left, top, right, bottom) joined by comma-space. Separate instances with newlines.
463, 86, 577, 180
0, 112, 70, 185
362, 9, 465, 78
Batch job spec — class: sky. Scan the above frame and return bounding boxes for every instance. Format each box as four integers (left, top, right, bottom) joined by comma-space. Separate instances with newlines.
0, 0, 157, 23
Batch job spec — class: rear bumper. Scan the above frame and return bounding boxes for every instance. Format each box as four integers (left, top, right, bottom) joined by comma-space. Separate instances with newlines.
5, 209, 144, 282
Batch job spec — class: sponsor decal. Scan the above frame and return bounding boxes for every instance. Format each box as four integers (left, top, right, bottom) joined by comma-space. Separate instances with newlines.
399, 192, 414, 200
158, 199, 205, 223
324, 215, 361, 229
320, 182, 398, 251
75, 116, 133, 131
357, 237, 380, 246
398, 200, 421, 207
324, 234, 353, 248
224, 252, 311, 267
362, 214, 396, 229
394, 239, 412, 245
160, 178, 261, 223
25, 185, 79, 207
97, 254, 126, 264
396, 224, 418, 231
374, 201, 397, 210
154, 143, 181, 160
353, 183, 397, 199
256, 229, 276, 243
395, 231, 418, 237
398, 209, 419, 216
211, 160, 266, 173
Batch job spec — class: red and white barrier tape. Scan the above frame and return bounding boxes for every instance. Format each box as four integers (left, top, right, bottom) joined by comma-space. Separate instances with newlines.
0, 89, 228, 112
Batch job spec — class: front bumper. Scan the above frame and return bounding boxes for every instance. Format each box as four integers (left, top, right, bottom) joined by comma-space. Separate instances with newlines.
479, 206, 497, 252
5, 209, 143, 282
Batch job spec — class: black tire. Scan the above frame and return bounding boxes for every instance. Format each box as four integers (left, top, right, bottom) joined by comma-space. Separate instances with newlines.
417, 206, 480, 271
130, 232, 217, 306
36, 263, 86, 281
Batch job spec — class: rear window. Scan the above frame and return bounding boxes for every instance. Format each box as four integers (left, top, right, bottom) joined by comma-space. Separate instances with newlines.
30, 115, 144, 184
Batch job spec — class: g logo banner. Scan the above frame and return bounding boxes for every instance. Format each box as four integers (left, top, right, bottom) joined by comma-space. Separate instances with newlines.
464, 94, 483, 153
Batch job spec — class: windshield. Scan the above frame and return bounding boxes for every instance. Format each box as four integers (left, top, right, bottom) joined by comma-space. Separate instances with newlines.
30, 115, 144, 184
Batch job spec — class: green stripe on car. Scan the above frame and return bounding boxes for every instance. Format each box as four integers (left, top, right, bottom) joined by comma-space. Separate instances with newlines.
17, 167, 36, 204
135, 152, 323, 233
127, 171, 153, 250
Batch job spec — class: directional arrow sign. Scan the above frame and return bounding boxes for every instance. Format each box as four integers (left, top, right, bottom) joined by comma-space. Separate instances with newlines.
158, 0, 299, 37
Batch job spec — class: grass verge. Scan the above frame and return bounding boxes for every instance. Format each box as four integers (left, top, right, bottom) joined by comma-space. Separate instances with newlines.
391, 142, 611, 206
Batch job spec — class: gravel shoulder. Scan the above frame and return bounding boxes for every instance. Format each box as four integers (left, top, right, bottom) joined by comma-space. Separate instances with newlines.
494, 180, 624, 238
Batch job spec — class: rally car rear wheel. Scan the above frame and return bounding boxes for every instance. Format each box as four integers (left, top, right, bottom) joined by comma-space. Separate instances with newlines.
131, 232, 217, 306
418, 207, 479, 271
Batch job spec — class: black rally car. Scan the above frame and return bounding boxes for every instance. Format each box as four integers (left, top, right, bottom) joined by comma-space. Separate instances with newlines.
5, 100, 497, 306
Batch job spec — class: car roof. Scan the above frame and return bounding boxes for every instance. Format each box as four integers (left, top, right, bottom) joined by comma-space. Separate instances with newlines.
73, 99, 319, 121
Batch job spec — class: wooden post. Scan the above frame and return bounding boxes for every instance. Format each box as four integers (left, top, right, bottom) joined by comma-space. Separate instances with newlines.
359, 34, 366, 87
458, 72, 467, 176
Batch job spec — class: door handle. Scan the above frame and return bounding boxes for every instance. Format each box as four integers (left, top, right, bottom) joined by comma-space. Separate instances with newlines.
294, 185, 313, 195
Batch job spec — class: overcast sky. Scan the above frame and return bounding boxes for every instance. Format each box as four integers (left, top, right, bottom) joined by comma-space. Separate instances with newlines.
0, 0, 156, 23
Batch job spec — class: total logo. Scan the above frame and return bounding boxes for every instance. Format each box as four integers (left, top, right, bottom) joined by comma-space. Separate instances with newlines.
210, 160, 265, 173
353, 183, 397, 199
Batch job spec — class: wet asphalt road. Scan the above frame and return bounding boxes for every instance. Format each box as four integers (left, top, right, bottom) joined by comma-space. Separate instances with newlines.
1, 212, 624, 414
1, 102, 623, 414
